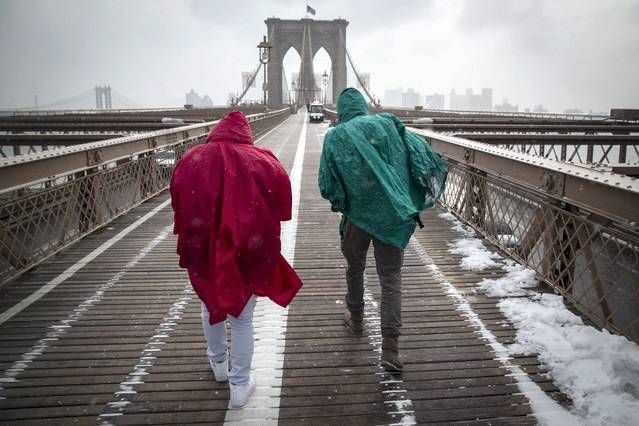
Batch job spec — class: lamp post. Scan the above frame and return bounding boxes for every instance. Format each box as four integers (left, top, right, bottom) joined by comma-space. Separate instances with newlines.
321, 70, 328, 105
257, 35, 273, 106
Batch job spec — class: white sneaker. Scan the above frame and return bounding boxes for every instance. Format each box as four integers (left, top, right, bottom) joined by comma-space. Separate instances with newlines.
229, 375, 256, 408
209, 359, 228, 382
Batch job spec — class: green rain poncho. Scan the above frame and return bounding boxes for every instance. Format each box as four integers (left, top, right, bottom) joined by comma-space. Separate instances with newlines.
318, 88, 448, 249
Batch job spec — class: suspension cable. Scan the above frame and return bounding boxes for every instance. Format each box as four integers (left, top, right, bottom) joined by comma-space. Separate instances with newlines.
234, 62, 263, 106
110, 88, 141, 108
345, 49, 380, 107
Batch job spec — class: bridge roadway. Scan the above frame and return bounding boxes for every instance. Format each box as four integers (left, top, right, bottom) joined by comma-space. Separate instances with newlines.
0, 112, 565, 424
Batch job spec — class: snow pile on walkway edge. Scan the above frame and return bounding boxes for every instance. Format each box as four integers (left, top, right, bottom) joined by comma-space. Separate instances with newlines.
438, 211, 639, 426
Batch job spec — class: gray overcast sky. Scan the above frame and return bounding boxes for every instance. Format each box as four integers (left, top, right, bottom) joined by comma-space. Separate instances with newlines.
1, 0, 638, 112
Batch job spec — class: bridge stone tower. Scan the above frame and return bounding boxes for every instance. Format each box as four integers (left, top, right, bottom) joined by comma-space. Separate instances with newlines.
265, 18, 348, 106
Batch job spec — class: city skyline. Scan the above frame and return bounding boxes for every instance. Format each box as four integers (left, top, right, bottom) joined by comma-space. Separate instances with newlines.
1, 1, 637, 113
382, 86, 576, 114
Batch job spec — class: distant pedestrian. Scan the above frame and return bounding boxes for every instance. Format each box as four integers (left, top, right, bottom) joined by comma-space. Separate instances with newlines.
170, 111, 302, 407
318, 88, 447, 371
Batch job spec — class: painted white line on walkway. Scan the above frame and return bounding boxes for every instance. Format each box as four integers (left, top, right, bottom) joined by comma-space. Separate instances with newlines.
0, 198, 172, 326
408, 237, 580, 426
98, 285, 194, 424
362, 284, 416, 425
0, 226, 172, 397
224, 112, 307, 425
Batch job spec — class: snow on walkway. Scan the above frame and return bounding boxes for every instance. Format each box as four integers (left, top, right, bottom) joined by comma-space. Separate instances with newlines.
439, 212, 639, 426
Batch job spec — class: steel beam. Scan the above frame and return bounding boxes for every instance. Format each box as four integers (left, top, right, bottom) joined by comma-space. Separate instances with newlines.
0, 109, 290, 193
423, 123, 639, 132
0, 122, 181, 132
0, 134, 126, 145
452, 134, 639, 144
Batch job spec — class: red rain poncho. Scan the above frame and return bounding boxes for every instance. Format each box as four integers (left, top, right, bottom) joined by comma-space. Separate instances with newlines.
170, 111, 302, 324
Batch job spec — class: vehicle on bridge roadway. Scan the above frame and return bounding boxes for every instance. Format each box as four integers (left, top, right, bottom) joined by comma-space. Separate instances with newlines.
309, 102, 324, 123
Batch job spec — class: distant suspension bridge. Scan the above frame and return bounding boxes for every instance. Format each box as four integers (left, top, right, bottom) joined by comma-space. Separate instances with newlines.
9, 86, 142, 112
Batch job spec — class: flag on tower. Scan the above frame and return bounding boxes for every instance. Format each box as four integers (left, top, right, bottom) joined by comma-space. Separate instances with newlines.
306, 5, 316, 15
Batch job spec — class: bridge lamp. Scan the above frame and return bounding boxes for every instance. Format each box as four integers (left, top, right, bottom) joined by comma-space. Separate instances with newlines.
321, 71, 329, 105
257, 36, 273, 106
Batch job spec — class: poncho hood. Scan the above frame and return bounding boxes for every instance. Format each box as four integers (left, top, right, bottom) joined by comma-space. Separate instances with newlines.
337, 88, 369, 123
206, 110, 253, 145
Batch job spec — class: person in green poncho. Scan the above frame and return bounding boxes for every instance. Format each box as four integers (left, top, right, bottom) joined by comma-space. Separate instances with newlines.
318, 88, 448, 372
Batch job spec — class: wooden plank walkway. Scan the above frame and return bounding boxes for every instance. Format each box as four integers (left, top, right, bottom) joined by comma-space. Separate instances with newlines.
0, 112, 566, 424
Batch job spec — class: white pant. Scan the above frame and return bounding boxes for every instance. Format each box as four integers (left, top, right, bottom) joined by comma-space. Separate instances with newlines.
201, 296, 256, 385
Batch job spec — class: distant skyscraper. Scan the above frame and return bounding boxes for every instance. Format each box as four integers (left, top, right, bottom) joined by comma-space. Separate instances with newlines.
384, 87, 403, 107
494, 98, 519, 112
424, 93, 445, 110
448, 89, 458, 109
479, 88, 492, 110
401, 88, 421, 108
186, 89, 213, 107
449, 88, 492, 111
186, 89, 198, 106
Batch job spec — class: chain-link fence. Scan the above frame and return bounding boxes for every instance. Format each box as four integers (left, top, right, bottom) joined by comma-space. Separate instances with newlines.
440, 161, 639, 342
412, 128, 639, 344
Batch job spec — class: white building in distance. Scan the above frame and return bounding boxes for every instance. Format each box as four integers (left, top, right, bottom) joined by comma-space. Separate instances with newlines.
450, 88, 492, 111
494, 98, 519, 112
383, 87, 403, 107
186, 89, 213, 107
424, 93, 445, 110
402, 88, 422, 108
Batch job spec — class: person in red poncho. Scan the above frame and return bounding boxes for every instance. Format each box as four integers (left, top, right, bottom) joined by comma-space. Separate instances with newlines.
170, 111, 302, 408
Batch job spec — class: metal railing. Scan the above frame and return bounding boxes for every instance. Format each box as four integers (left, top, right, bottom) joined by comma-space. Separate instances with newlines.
0, 105, 262, 116
0, 108, 290, 285
447, 136, 639, 166
403, 119, 639, 166
381, 106, 611, 121
410, 128, 639, 344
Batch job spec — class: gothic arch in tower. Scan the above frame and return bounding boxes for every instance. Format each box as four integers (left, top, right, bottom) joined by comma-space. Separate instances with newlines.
265, 18, 348, 106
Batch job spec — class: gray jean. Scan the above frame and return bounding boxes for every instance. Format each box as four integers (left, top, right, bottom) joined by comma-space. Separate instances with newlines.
341, 219, 404, 338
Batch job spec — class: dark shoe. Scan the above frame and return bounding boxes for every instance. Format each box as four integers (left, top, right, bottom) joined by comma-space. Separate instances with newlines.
381, 337, 403, 372
343, 310, 363, 335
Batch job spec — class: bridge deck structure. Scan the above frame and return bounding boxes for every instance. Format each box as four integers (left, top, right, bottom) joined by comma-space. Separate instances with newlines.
0, 113, 577, 425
